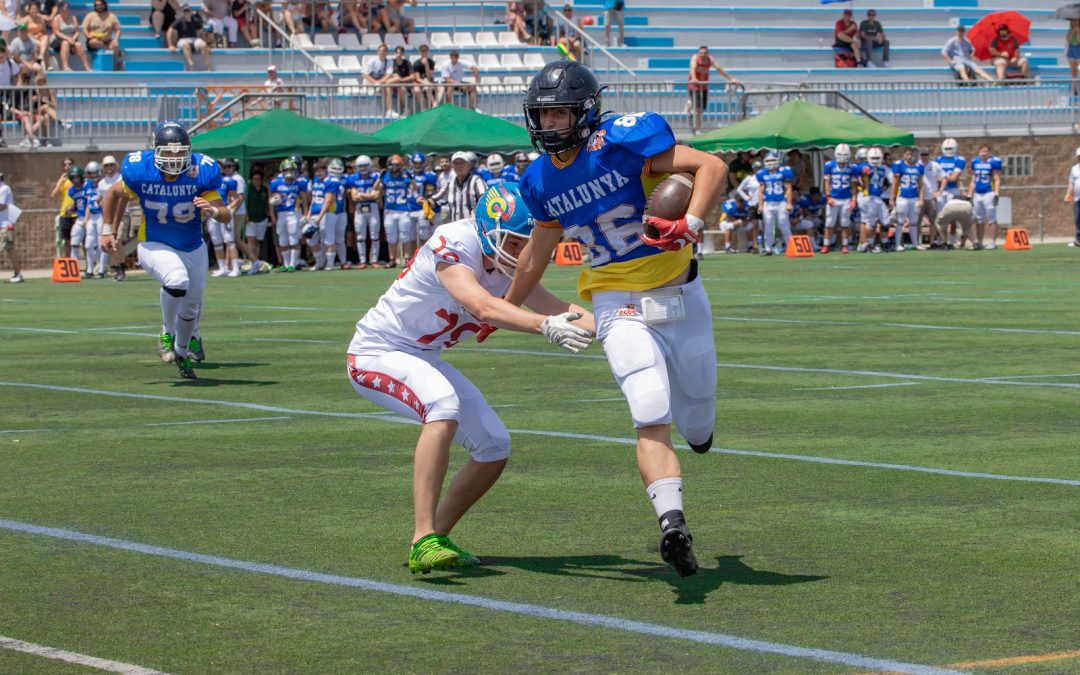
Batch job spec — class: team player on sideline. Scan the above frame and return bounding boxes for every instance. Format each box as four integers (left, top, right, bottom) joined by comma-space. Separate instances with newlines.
381, 154, 412, 268
83, 161, 108, 278
96, 155, 129, 280
891, 149, 925, 251
718, 192, 749, 253
65, 166, 93, 277
305, 159, 343, 271
101, 122, 228, 379
269, 158, 306, 272
348, 155, 383, 268
325, 158, 349, 268
208, 160, 241, 278
408, 153, 438, 249
858, 147, 893, 253
969, 145, 1002, 250
509, 60, 727, 578
936, 139, 966, 249
347, 183, 595, 573
755, 152, 793, 256
821, 143, 860, 254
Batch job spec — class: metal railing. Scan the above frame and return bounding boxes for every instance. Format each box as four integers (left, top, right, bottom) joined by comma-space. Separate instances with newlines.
547, 7, 637, 85
254, 6, 334, 82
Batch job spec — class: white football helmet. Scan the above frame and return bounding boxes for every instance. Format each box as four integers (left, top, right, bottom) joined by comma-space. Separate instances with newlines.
941, 138, 958, 158
834, 143, 851, 163
328, 158, 345, 177
867, 147, 883, 167
85, 161, 101, 178
763, 152, 779, 170
354, 155, 372, 173
486, 154, 504, 172
855, 146, 868, 162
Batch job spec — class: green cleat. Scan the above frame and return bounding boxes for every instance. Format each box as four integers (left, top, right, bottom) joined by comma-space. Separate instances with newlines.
175, 353, 197, 380
407, 533, 458, 574
158, 333, 176, 363
437, 535, 481, 567
188, 336, 205, 363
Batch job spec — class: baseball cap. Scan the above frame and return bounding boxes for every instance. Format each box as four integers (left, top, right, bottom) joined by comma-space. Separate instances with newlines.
842, 8, 852, 15
267, 64, 277, 71
102, 155, 117, 165
451, 151, 472, 163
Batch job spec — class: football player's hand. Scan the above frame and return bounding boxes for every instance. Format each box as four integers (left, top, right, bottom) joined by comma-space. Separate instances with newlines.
849, 198, 856, 211
193, 196, 216, 219
100, 233, 118, 253
541, 312, 593, 353
992, 193, 999, 207
642, 215, 702, 251
1066, 193, 1073, 203
827, 196, 836, 206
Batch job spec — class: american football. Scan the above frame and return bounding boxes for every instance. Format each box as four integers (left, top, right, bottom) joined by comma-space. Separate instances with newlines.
643, 172, 694, 236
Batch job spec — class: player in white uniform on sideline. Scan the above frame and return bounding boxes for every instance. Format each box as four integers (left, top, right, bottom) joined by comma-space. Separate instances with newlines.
736, 160, 761, 252
347, 183, 595, 574
857, 147, 893, 252
101, 121, 228, 379
208, 159, 240, 277
325, 158, 348, 268
936, 138, 966, 249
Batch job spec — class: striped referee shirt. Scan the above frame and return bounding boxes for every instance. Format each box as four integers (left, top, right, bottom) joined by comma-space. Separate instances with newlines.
431, 172, 487, 222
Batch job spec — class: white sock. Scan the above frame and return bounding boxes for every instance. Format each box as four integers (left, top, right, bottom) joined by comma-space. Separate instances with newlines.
315, 251, 325, 268
646, 477, 684, 524
231, 258, 240, 273
160, 289, 181, 335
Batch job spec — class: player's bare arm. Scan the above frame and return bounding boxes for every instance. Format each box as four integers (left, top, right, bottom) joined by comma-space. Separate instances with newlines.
523, 284, 595, 334
503, 221, 562, 306
648, 145, 727, 222
100, 180, 131, 253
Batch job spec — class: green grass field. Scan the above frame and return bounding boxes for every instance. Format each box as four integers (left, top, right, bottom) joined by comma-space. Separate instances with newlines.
1, 247, 1078, 674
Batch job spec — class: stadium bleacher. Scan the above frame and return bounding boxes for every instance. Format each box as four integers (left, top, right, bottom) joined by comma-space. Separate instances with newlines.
2, 0, 1075, 147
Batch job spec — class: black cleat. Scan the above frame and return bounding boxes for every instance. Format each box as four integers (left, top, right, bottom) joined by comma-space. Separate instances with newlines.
659, 524, 699, 578
188, 336, 205, 363
689, 433, 713, 454
175, 353, 197, 379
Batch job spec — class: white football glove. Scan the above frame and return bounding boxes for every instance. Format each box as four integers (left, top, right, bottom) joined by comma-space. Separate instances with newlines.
540, 312, 593, 353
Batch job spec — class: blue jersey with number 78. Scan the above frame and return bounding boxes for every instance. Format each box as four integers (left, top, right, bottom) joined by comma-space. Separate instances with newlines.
518, 111, 692, 301
120, 150, 222, 252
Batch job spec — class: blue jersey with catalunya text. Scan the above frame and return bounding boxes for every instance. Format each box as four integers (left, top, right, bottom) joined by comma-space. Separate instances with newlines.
328, 175, 346, 213
823, 160, 859, 199
797, 194, 827, 216
407, 170, 439, 211
937, 155, 966, 190
268, 176, 302, 213
862, 164, 892, 198
971, 156, 1001, 194
120, 150, 222, 252
722, 198, 748, 220
309, 177, 340, 215
67, 182, 89, 218
755, 166, 794, 203
380, 170, 412, 211
347, 171, 380, 207
892, 161, 924, 199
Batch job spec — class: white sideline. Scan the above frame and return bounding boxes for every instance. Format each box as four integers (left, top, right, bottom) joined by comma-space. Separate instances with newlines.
712, 314, 1080, 337
0, 381, 1076, 487
0, 520, 959, 675
0, 634, 166, 674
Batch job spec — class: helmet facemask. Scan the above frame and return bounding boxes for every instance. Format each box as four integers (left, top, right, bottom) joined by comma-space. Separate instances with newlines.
155, 143, 191, 176
524, 95, 602, 156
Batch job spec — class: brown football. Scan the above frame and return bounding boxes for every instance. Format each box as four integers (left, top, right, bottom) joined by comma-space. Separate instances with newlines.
643, 172, 694, 237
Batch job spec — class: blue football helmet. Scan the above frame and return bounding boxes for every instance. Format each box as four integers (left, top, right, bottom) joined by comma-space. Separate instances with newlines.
301, 219, 318, 240
410, 152, 426, 171
474, 182, 533, 276
153, 121, 192, 176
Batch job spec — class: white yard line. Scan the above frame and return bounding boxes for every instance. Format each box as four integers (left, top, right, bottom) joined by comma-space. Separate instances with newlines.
144, 416, 293, 427
0, 520, 959, 675
0, 634, 167, 674
794, 383, 921, 391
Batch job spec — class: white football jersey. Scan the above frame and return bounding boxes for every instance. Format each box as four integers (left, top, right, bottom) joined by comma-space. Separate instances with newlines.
349, 219, 510, 354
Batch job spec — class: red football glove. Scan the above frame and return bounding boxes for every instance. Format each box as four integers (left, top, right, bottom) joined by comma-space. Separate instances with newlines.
641, 215, 702, 251
475, 322, 498, 343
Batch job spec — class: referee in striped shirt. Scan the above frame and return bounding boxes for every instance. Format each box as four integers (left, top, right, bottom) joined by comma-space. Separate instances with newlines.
425, 151, 487, 222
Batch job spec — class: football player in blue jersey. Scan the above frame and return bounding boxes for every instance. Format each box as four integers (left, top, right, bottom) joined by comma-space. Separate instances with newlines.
100, 121, 228, 379
269, 158, 307, 272
718, 192, 749, 253
508, 60, 728, 578
968, 145, 1002, 250
407, 152, 439, 250
208, 159, 241, 278
821, 143, 860, 254
858, 147, 893, 253
891, 148, 925, 252
380, 154, 412, 268
83, 162, 108, 278
325, 158, 349, 269
347, 155, 384, 268
755, 152, 794, 256
305, 159, 339, 271
65, 166, 92, 278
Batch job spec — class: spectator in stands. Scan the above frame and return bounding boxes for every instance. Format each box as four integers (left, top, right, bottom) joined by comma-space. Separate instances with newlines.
388, 44, 415, 115
833, 8, 860, 65
858, 9, 888, 67
504, 1, 529, 44
167, 4, 211, 70
1067, 20, 1080, 97
523, 0, 551, 46
385, 0, 415, 35
412, 43, 437, 110
989, 23, 1028, 80
437, 49, 479, 111
264, 63, 283, 89
339, 0, 364, 34
1065, 147, 1080, 247
203, 0, 237, 47
28, 71, 64, 145
602, 0, 624, 48
8, 22, 43, 76
18, 2, 49, 65
363, 43, 398, 118
232, 0, 258, 46
687, 45, 740, 135
282, 0, 308, 34
51, 1, 91, 70
556, 4, 583, 61
941, 24, 991, 83
150, 0, 178, 40
83, 0, 121, 56
0, 171, 20, 284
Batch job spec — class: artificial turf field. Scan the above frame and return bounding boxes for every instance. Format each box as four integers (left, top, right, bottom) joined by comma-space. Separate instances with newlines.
0, 246, 1078, 674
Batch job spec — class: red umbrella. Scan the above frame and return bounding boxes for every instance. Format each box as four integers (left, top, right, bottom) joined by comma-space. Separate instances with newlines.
967, 10, 1031, 61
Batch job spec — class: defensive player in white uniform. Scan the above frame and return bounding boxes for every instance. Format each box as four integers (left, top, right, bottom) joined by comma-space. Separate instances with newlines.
510, 61, 728, 578
348, 183, 595, 573
101, 122, 229, 379
83, 161, 107, 277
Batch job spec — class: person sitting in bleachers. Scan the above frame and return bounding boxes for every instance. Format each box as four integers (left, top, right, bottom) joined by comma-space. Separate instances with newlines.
832, 8, 859, 67
364, 43, 398, 118
555, 3, 583, 61
18, 2, 49, 65
857, 9, 888, 68
50, 1, 90, 70
388, 44, 415, 115
232, 0, 258, 46
282, 0, 308, 34
168, 4, 211, 70
312, 0, 337, 33
8, 21, 43, 76
436, 50, 479, 111
412, 43, 437, 110
203, 0, 237, 47
523, 0, 552, 46
941, 24, 993, 83
150, 0, 178, 40
504, 2, 529, 44
385, 0, 414, 35
989, 24, 1029, 81
82, 0, 121, 57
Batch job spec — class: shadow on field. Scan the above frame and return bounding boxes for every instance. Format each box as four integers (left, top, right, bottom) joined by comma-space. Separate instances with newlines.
187, 362, 269, 369
417, 554, 827, 605
156, 378, 280, 387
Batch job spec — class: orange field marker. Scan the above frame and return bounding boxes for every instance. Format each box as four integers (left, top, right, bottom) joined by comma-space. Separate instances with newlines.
51, 257, 81, 283
785, 235, 814, 258
554, 241, 584, 265
1004, 227, 1031, 250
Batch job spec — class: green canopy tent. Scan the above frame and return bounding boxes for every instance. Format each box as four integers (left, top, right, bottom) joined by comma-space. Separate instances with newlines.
685, 100, 914, 152
190, 109, 400, 164
370, 104, 532, 154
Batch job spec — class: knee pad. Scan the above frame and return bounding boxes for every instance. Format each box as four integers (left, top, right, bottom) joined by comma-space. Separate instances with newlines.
605, 329, 670, 427
163, 286, 187, 298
